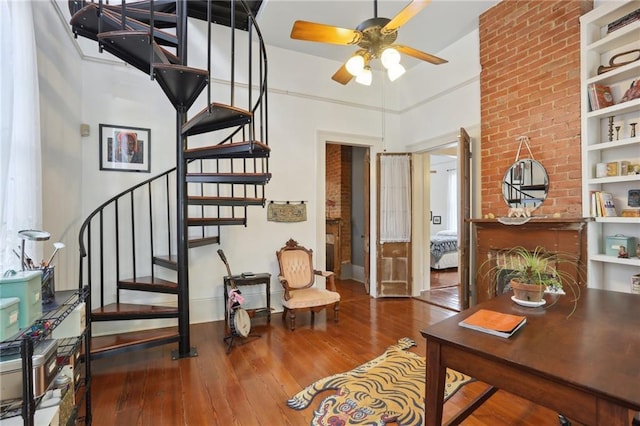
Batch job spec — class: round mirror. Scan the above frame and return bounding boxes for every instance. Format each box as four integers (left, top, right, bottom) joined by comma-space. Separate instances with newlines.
502, 159, 549, 209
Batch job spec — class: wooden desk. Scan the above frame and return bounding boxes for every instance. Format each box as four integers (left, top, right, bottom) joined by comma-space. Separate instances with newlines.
421, 289, 640, 425
224, 273, 271, 323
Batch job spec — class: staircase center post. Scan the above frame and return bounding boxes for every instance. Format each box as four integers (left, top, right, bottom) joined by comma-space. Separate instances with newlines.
173, 0, 196, 359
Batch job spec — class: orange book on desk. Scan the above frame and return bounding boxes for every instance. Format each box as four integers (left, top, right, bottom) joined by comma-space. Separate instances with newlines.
459, 309, 527, 338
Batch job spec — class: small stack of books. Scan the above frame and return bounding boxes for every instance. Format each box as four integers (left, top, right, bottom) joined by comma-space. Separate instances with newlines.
591, 191, 618, 217
458, 309, 527, 338
588, 84, 615, 110
607, 8, 640, 34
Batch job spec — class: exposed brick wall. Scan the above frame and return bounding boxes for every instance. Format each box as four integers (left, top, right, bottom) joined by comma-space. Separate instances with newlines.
339, 146, 352, 264
325, 144, 352, 265
479, 0, 592, 217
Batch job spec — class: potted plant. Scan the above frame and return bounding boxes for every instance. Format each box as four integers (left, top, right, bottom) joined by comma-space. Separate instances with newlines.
479, 245, 583, 315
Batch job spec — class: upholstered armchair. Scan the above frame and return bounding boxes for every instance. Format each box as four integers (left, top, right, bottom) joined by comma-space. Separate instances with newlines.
276, 238, 340, 330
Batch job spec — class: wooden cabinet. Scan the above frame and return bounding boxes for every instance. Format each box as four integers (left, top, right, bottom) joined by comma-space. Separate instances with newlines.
580, 1, 640, 293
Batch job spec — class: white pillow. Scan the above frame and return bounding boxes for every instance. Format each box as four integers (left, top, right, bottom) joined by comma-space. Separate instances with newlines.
436, 230, 457, 237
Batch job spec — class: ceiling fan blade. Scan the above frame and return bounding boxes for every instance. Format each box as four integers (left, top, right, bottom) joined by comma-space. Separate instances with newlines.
291, 21, 362, 45
395, 45, 447, 65
332, 64, 354, 85
382, 0, 432, 34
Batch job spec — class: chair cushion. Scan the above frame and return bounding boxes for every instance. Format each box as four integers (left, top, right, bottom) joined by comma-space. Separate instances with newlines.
281, 250, 314, 289
282, 288, 340, 309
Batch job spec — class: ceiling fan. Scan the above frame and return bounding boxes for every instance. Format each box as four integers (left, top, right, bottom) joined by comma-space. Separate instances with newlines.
290, 0, 447, 85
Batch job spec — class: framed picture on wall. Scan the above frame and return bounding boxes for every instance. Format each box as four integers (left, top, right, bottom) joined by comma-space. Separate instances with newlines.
99, 124, 151, 172
433, 215, 441, 225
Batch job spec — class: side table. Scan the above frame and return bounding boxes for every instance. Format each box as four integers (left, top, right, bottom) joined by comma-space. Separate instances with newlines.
224, 273, 271, 324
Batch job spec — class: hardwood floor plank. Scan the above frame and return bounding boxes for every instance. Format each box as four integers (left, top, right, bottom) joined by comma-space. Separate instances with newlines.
87, 279, 630, 425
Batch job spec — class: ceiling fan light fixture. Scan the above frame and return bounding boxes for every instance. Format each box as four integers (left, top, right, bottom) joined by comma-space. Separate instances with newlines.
345, 54, 365, 76
356, 66, 372, 86
387, 63, 406, 81
380, 47, 401, 69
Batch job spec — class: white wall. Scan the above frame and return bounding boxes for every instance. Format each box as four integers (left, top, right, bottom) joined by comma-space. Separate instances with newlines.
430, 156, 457, 233
35, 2, 486, 331
33, 2, 83, 291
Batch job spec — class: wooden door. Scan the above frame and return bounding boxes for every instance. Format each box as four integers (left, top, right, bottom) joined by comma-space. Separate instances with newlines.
458, 128, 472, 309
364, 149, 371, 294
376, 153, 411, 297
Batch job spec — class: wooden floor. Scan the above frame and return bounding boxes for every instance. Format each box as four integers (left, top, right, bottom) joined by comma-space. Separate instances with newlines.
88, 279, 584, 425
415, 268, 461, 312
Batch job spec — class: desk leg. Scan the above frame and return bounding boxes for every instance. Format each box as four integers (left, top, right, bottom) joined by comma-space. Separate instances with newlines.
425, 341, 446, 426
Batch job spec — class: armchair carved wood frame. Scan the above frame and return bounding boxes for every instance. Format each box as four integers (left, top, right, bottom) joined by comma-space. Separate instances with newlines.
276, 238, 340, 330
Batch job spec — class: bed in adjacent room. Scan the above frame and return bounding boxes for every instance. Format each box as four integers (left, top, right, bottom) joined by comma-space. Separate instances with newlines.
430, 230, 458, 270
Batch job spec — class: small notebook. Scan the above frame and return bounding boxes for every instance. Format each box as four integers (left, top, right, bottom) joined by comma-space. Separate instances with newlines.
459, 309, 527, 338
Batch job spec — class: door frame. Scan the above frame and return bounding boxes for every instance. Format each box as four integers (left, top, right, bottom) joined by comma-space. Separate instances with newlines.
316, 130, 381, 296
408, 125, 479, 305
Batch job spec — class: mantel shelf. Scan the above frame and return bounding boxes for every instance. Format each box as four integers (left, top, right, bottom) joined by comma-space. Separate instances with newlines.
469, 217, 592, 224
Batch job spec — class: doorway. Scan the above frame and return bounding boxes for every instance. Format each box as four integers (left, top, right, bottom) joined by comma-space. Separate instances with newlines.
325, 143, 369, 290
412, 127, 471, 312
417, 149, 461, 311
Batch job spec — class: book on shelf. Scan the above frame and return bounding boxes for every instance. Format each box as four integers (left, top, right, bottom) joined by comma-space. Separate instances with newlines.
592, 191, 618, 217
590, 191, 600, 217
607, 8, 640, 33
458, 309, 527, 338
587, 83, 615, 110
599, 191, 618, 217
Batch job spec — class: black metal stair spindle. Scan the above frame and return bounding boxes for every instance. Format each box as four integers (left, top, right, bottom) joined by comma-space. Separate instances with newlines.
164, 174, 172, 259
99, 212, 106, 307
198, 160, 205, 239
84, 284, 93, 425
247, 14, 253, 142
230, 0, 235, 107
149, 0, 155, 80
120, 0, 126, 29
207, 0, 212, 113
147, 182, 155, 281
98, 0, 104, 53
114, 200, 120, 303
129, 192, 137, 281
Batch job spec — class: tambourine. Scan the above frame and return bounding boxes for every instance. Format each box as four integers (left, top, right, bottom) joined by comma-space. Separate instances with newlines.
229, 308, 251, 338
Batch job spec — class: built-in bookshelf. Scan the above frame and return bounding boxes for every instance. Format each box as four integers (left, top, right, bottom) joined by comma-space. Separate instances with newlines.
580, 1, 640, 293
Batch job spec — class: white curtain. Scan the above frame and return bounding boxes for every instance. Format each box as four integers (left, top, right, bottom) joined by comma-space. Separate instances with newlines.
380, 155, 411, 242
0, 0, 43, 272
447, 168, 458, 232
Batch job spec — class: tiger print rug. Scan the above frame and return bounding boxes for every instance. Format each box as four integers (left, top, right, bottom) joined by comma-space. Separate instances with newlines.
287, 337, 474, 426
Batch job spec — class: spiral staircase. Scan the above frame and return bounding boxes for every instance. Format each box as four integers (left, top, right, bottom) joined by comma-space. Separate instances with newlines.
69, 0, 270, 359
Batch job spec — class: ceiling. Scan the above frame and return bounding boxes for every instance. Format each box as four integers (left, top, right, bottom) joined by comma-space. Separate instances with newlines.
255, 0, 500, 70
60, 0, 500, 72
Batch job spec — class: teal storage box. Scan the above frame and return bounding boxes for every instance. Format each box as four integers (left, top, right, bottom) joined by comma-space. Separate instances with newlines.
0, 297, 20, 340
605, 234, 637, 257
0, 270, 42, 328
